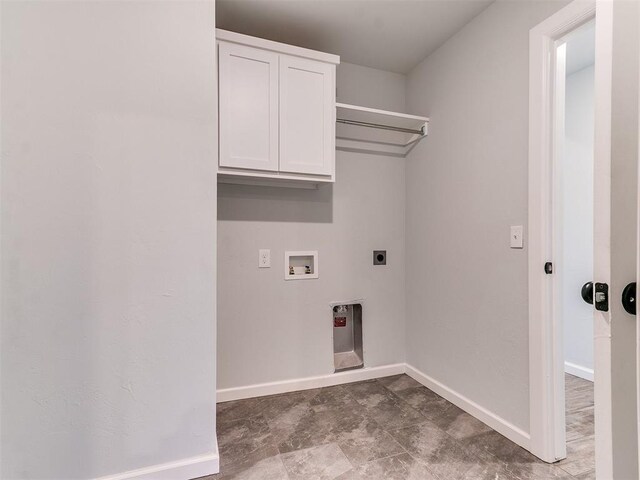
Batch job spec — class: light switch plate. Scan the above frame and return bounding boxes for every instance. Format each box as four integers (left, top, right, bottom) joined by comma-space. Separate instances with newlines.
510, 226, 524, 249
259, 249, 271, 268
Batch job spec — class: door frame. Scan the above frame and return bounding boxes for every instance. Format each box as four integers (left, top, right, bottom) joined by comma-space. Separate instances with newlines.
528, 0, 613, 472
637, 0, 640, 471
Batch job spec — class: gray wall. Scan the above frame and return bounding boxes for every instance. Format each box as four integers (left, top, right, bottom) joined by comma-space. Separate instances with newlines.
1, 2, 218, 478
217, 63, 407, 389
562, 65, 594, 378
405, 0, 569, 432
337, 63, 406, 112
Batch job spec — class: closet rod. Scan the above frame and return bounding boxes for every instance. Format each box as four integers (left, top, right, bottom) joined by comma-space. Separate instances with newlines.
336, 118, 425, 136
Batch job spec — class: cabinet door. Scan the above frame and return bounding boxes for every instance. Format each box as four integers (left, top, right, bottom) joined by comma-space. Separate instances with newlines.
219, 42, 278, 171
279, 56, 335, 176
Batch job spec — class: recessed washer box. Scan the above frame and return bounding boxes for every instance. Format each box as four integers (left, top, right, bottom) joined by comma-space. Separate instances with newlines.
285, 251, 318, 280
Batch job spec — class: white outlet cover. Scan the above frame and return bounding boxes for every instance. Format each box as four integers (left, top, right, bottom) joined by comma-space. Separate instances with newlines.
259, 249, 271, 268
510, 225, 524, 249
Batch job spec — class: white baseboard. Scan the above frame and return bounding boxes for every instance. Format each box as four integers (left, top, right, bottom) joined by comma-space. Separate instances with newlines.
217, 363, 405, 403
404, 364, 531, 451
564, 361, 594, 382
94, 450, 219, 480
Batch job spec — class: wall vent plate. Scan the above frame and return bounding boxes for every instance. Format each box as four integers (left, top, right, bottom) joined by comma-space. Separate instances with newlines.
373, 250, 386, 265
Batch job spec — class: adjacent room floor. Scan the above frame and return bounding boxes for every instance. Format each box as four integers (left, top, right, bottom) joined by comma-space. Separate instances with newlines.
204, 373, 595, 480
560, 373, 595, 478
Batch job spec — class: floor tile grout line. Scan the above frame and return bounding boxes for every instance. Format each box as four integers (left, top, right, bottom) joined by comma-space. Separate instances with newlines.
558, 463, 596, 479
276, 452, 292, 480
270, 383, 401, 458
216, 411, 261, 425
338, 444, 448, 480
402, 450, 447, 480
335, 444, 403, 474
375, 385, 496, 480
375, 376, 428, 409
369, 375, 446, 434
375, 376, 512, 457
375, 375, 493, 444
332, 382, 418, 465
338, 379, 396, 434
377, 380, 502, 468
216, 410, 266, 432
334, 442, 360, 473
267, 386, 336, 457
386, 414, 537, 476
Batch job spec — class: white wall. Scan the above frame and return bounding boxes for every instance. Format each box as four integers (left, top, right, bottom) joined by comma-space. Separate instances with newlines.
217, 62, 406, 390
1, 2, 218, 479
562, 65, 595, 380
337, 63, 406, 113
405, 0, 569, 433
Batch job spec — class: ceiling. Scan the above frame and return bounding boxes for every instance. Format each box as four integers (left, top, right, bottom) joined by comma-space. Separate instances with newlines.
565, 20, 595, 76
216, 0, 494, 74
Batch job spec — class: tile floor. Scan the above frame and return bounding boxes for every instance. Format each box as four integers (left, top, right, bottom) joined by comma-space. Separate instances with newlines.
202, 373, 595, 480
559, 374, 595, 478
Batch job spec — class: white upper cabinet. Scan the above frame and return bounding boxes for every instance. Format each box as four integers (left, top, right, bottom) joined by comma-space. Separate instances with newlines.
219, 42, 279, 172
279, 56, 334, 176
216, 30, 339, 187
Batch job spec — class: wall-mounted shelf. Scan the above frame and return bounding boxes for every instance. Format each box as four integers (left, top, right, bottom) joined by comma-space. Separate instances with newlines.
218, 169, 330, 189
336, 103, 429, 158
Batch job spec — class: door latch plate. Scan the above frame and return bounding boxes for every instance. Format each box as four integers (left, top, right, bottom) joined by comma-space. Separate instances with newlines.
594, 282, 609, 312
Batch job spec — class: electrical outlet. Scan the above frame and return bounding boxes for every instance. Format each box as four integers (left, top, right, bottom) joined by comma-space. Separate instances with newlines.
259, 249, 271, 268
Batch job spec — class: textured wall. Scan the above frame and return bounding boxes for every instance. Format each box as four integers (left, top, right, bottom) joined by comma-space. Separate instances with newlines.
405, 0, 570, 432
217, 63, 407, 389
1, 2, 218, 478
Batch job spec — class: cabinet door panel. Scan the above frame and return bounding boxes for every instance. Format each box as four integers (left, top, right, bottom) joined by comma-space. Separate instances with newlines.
279, 56, 334, 176
219, 42, 278, 171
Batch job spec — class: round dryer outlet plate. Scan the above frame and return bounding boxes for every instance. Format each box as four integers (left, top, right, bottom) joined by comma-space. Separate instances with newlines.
373, 250, 386, 265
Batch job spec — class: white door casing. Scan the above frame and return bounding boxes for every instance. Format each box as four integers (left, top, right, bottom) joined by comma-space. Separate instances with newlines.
551, 39, 567, 463
638, 0, 640, 469
637, 0, 640, 469
528, 0, 605, 467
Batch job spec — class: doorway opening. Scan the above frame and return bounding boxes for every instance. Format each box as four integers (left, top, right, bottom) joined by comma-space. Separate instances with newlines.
554, 20, 596, 478
527, 1, 613, 474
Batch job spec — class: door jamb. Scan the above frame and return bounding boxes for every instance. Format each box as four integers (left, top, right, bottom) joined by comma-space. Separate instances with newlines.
528, 0, 611, 468
637, 0, 640, 472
